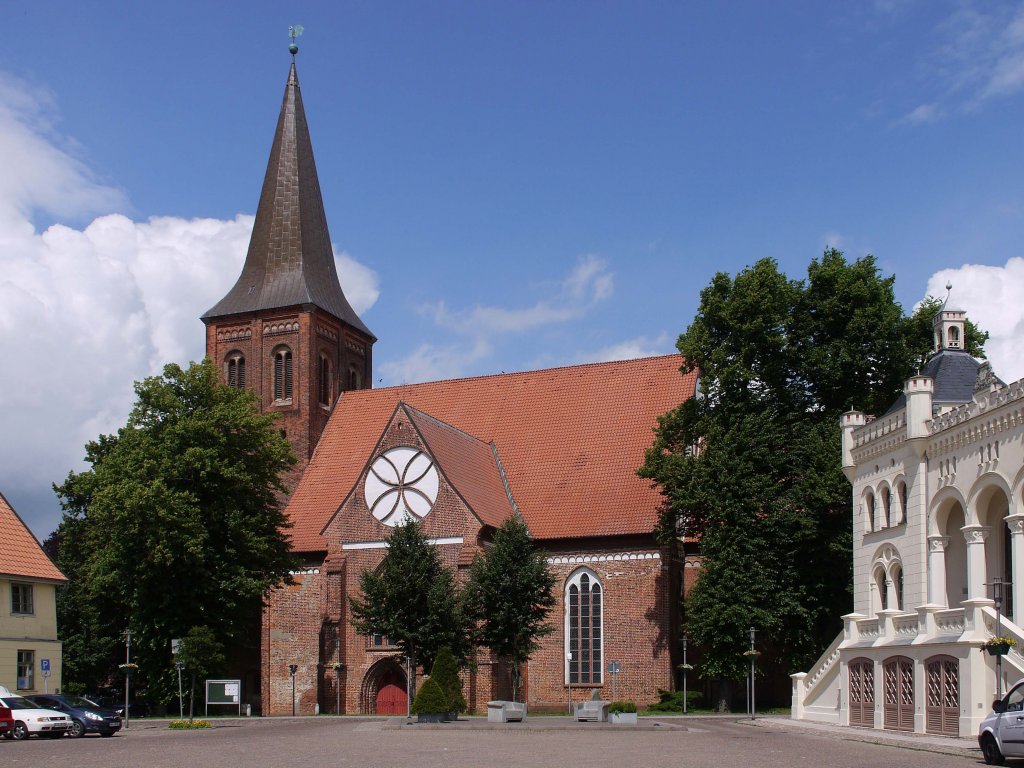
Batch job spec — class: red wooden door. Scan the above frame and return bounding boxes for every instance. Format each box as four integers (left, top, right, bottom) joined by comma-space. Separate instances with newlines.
848, 659, 874, 728
375, 670, 407, 715
883, 656, 914, 732
926, 656, 959, 736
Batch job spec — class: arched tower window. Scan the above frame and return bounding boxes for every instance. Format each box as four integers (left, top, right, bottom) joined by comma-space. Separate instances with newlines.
948, 326, 960, 348
349, 365, 362, 391
226, 352, 246, 389
318, 353, 332, 406
865, 491, 875, 533
897, 481, 908, 525
565, 569, 603, 685
273, 347, 293, 402
881, 487, 891, 528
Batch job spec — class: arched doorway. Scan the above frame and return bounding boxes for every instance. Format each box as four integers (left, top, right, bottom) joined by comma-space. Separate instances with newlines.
848, 658, 874, 728
882, 656, 913, 732
361, 660, 407, 715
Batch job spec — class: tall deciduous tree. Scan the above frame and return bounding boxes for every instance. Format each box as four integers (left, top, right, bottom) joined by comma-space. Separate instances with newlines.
349, 519, 470, 695
464, 517, 555, 701
52, 360, 296, 698
642, 250, 986, 681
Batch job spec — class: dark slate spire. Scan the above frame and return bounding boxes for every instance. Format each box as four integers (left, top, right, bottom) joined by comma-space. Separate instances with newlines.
202, 62, 374, 339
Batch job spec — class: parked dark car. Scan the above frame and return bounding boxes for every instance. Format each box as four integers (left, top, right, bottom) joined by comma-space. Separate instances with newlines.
90, 696, 151, 719
0, 706, 12, 738
28, 694, 121, 738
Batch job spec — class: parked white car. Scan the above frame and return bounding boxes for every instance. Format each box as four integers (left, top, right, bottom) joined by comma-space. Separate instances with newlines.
979, 678, 1024, 765
0, 686, 71, 740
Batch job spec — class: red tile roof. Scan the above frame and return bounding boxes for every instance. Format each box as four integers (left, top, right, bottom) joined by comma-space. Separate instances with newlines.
289, 354, 696, 551
403, 405, 516, 529
0, 491, 66, 582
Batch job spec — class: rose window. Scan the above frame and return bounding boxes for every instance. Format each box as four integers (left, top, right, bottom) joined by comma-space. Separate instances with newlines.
364, 447, 439, 526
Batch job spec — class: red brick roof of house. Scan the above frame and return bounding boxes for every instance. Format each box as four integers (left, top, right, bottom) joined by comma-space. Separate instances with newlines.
287, 354, 695, 552
0, 491, 66, 583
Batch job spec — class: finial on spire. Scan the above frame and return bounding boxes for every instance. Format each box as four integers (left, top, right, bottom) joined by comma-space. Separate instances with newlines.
288, 24, 304, 57
943, 281, 953, 308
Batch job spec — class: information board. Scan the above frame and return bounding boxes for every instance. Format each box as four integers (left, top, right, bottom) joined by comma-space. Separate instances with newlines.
205, 679, 243, 717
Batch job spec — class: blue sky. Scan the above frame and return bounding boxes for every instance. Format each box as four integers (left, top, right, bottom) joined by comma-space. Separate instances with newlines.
3, 0, 1024, 537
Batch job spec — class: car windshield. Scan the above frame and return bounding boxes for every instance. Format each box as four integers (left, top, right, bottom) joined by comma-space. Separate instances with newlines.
63, 696, 99, 708
0, 696, 36, 709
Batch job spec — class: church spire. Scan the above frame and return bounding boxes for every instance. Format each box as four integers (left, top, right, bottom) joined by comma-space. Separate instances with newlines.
202, 57, 373, 340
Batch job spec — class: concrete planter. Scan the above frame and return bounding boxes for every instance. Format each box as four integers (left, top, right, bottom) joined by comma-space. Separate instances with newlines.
609, 712, 638, 725
416, 713, 446, 723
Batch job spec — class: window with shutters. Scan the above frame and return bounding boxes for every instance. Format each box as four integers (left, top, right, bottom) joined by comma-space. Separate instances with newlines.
565, 569, 603, 685
226, 352, 246, 388
318, 353, 331, 406
273, 347, 293, 403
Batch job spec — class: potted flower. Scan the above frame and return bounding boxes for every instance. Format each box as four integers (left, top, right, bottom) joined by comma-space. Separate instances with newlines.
608, 700, 638, 725
985, 637, 1017, 656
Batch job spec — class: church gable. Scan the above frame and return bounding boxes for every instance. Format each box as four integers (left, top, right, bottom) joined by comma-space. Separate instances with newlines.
321, 403, 511, 549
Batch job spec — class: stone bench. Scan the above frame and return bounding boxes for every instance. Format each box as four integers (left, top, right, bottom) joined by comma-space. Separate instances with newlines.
574, 700, 610, 722
487, 700, 526, 723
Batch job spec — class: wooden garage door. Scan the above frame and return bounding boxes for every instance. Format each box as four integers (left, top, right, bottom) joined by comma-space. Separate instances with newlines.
883, 656, 914, 732
848, 658, 874, 728
925, 656, 959, 736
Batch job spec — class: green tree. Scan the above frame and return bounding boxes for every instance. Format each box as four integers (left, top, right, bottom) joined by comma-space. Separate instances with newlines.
410, 676, 448, 716
349, 519, 470, 696
464, 517, 555, 701
52, 360, 297, 700
176, 625, 225, 722
428, 646, 466, 714
642, 251, 968, 680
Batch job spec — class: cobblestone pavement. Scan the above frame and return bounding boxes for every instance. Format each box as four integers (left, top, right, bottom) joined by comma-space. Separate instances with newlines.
0, 716, 983, 768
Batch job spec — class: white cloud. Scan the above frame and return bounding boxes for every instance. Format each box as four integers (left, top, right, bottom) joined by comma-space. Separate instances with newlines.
910, 4, 1024, 116
0, 72, 379, 537
429, 255, 613, 335
895, 102, 943, 126
575, 333, 675, 364
380, 255, 615, 384
924, 258, 1024, 383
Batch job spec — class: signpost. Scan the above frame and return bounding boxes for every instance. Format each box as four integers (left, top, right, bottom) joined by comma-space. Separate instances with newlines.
41, 658, 50, 694
607, 661, 621, 702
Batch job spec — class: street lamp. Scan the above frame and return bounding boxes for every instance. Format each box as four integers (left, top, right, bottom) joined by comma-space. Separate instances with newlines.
988, 576, 1013, 698
744, 627, 760, 721
289, 664, 298, 717
566, 652, 573, 715
682, 636, 688, 714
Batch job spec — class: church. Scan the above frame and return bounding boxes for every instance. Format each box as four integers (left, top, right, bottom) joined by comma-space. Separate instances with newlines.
201, 54, 698, 715
793, 301, 1024, 737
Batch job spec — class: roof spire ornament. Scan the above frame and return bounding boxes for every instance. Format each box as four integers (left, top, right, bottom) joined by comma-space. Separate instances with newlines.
288, 24, 304, 57
944, 281, 953, 308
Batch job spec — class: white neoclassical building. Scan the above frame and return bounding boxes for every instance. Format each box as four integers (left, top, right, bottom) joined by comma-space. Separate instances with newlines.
793, 300, 1024, 737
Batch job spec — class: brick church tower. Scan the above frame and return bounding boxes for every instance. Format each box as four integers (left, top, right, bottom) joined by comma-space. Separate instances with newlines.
202, 56, 374, 474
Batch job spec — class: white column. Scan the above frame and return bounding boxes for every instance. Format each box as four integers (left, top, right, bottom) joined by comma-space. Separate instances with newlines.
1007, 514, 1024, 624
927, 535, 949, 607
885, 577, 898, 611
963, 525, 991, 601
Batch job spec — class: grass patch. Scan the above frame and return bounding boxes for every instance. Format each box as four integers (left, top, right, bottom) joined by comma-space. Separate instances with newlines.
168, 720, 212, 729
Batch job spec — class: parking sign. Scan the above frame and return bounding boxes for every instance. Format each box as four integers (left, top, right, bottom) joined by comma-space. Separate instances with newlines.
41, 658, 50, 672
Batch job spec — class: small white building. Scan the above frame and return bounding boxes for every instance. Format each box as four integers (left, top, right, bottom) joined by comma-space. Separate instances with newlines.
793, 300, 1024, 737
